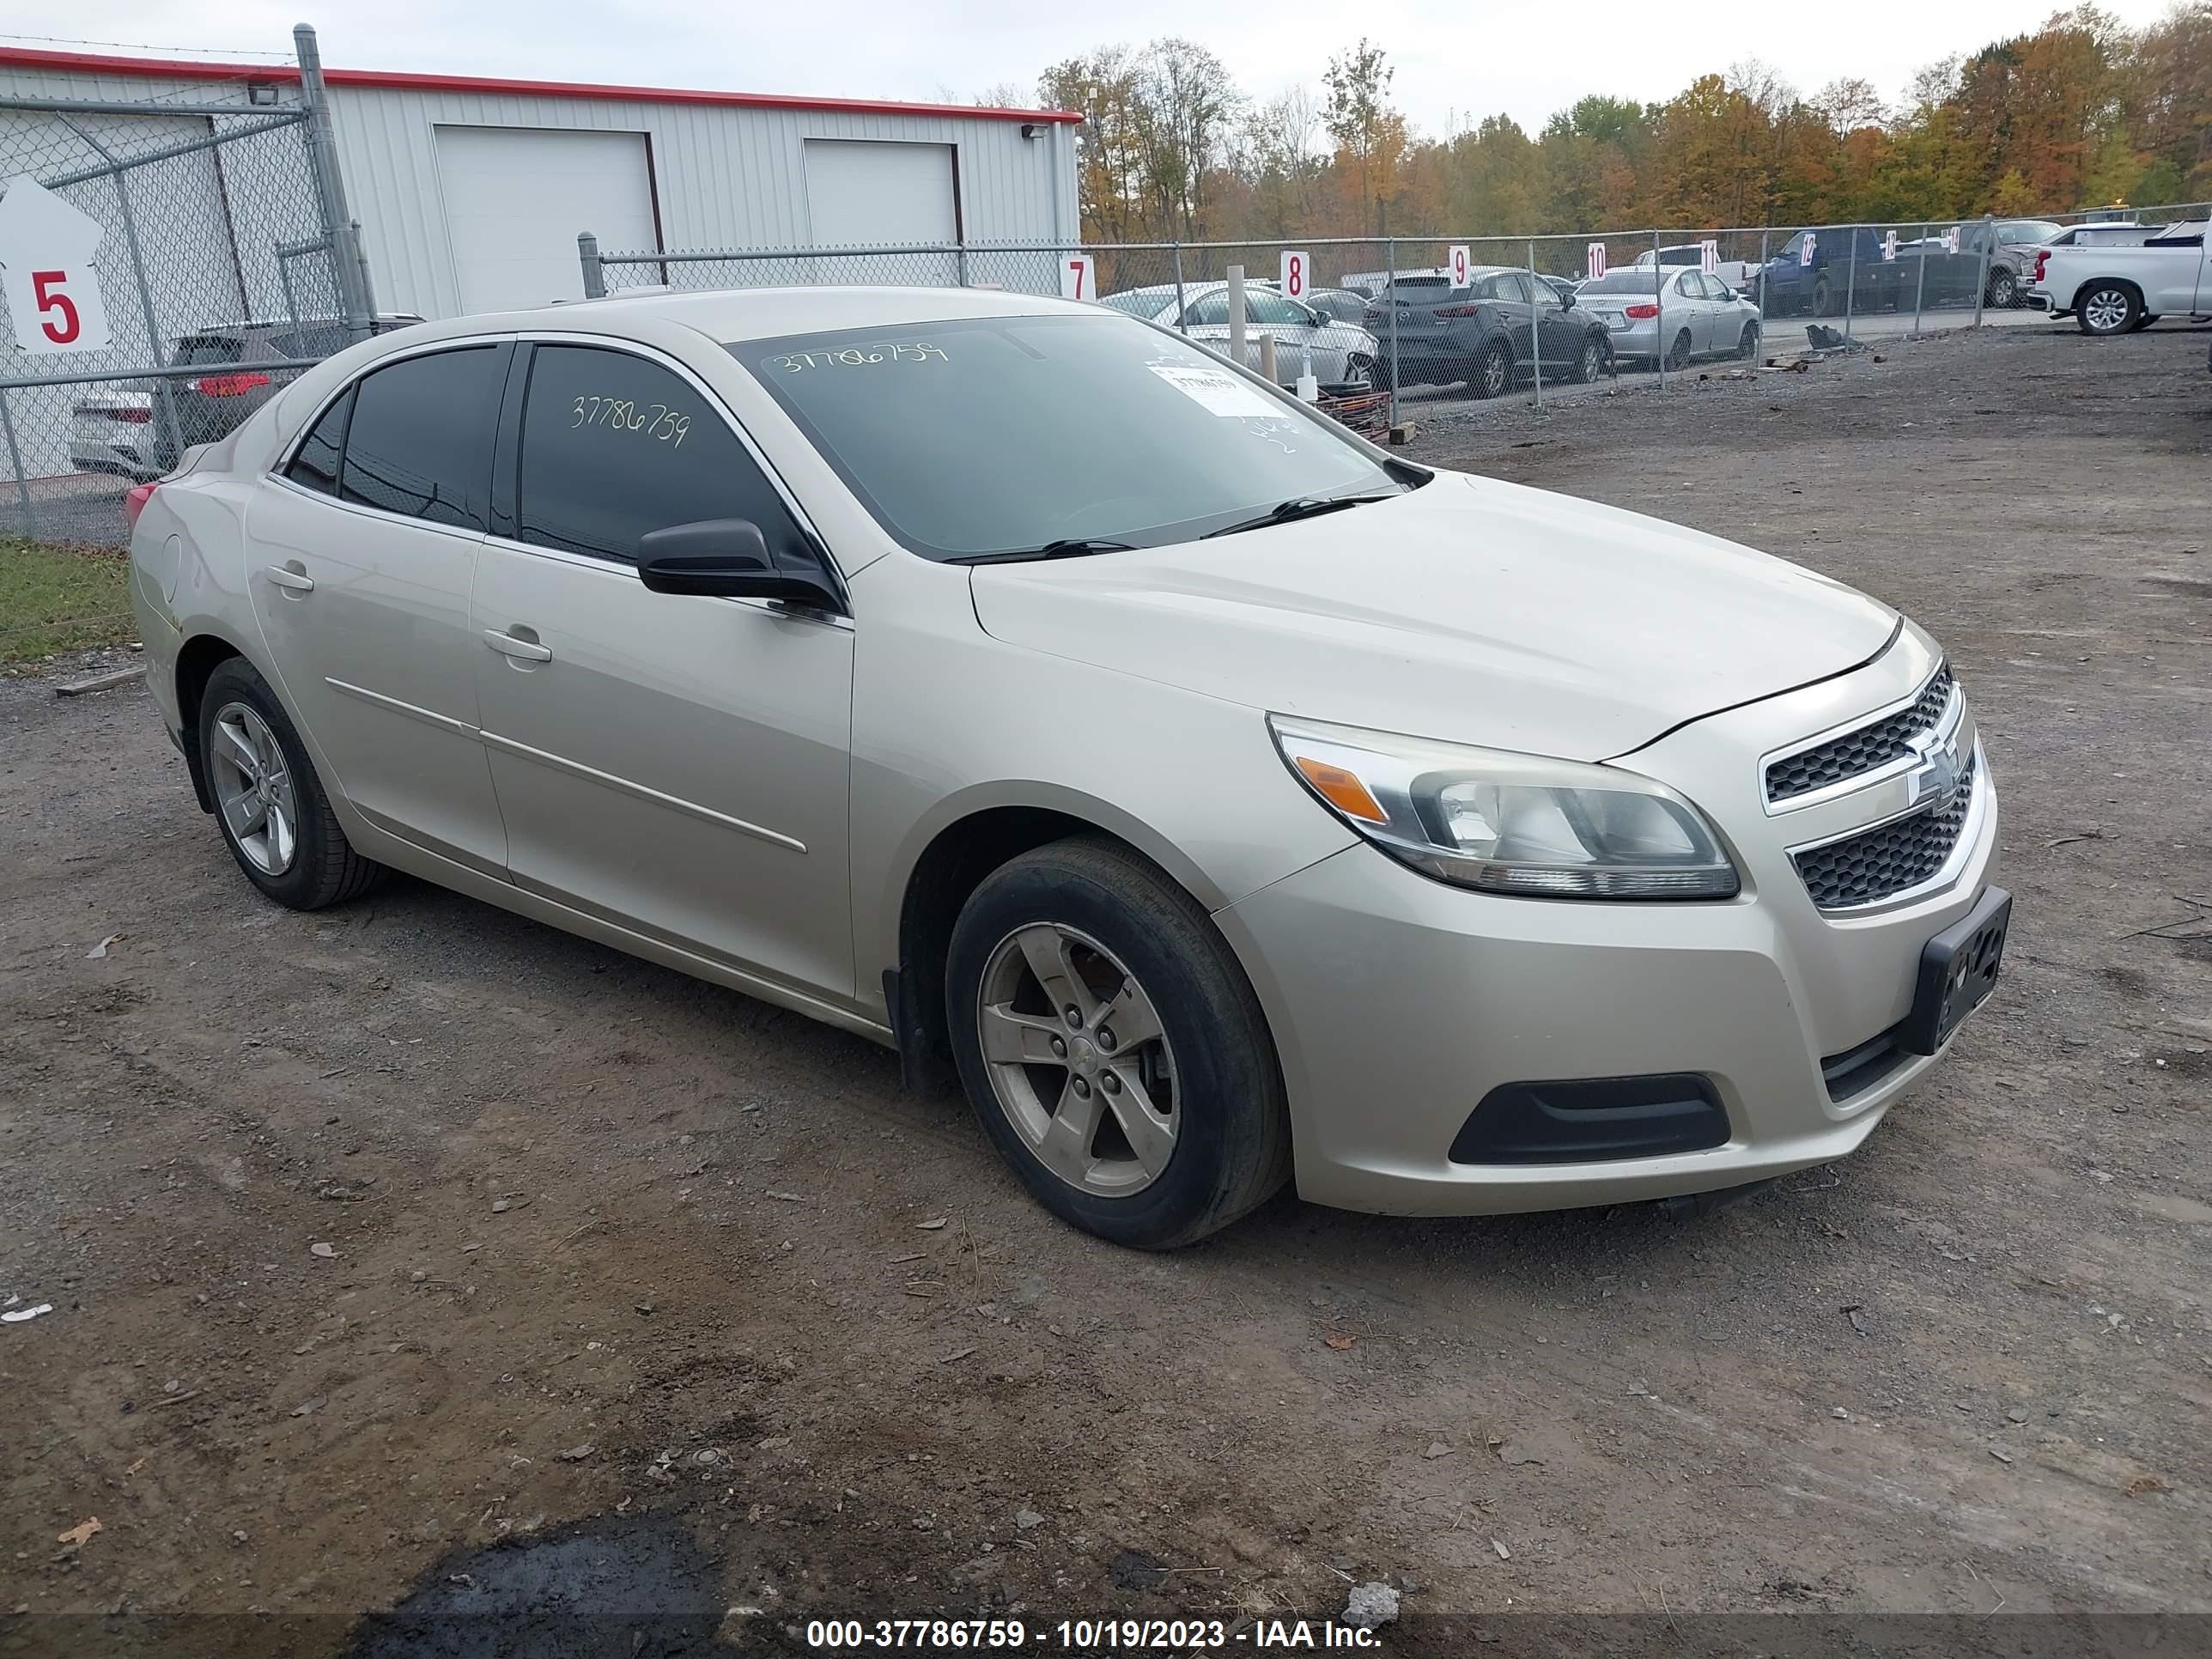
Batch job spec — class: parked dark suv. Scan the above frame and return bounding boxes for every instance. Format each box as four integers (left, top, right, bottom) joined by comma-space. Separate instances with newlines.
1362, 267, 1612, 398
70, 313, 422, 481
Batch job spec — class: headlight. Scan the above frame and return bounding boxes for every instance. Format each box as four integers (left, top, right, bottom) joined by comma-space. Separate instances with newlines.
1268, 715, 1741, 900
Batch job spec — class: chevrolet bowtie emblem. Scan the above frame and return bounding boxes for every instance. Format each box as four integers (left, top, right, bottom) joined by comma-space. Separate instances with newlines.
1905, 728, 1961, 811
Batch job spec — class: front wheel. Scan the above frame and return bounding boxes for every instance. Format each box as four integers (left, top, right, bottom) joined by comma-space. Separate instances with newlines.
2076, 283, 2141, 335
1812, 277, 1835, 317
197, 657, 385, 909
945, 837, 1291, 1249
1736, 321, 1762, 360
1986, 268, 2018, 308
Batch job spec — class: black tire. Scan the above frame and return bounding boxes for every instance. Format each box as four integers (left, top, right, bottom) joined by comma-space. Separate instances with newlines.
1736, 321, 1762, 360
1571, 333, 1607, 384
197, 657, 385, 910
1812, 277, 1835, 318
1663, 329, 1692, 371
945, 836, 1291, 1249
1986, 268, 2018, 309
2130, 313, 2158, 331
1469, 341, 1512, 400
2075, 281, 2142, 336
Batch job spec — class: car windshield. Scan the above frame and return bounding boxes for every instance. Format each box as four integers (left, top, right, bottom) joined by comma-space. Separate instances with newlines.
1580, 271, 1661, 295
1097, 288, 1168, 317
736, 313, 1407, 561
1999, 221, 2062, 241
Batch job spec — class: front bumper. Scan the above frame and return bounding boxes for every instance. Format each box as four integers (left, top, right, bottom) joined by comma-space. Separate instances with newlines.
1215, 631, 2002, 1216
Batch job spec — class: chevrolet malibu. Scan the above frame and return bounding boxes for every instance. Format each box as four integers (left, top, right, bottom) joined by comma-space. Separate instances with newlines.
126, 289, 2006, 1249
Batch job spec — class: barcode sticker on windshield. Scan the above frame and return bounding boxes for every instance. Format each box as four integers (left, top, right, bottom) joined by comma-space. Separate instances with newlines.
1148, 362, 1279, 418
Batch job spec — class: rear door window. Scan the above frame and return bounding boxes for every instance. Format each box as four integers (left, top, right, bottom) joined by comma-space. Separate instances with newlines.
285, 386, 352, 496
339, 346, 503, 532
513, 343, 807, 567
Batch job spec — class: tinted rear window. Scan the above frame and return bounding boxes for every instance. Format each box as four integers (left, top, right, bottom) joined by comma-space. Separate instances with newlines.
339, 346, 503, 532
174, 335, 243, 366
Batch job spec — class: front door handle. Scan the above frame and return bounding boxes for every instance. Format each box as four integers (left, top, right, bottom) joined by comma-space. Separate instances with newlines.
483, 629, 553, 663
264, 563, 314, 592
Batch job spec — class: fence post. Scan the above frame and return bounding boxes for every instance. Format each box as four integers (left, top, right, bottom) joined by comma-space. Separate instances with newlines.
1652, 228, 1666, 390
1912, 222, 1928, 337
1226, 264, 1246, 371
1526, 237, 1543, 410
1758, 228, 1769, 324
1172, 243, 1188, 337
1844, 223, 1858, 341
295, 24, 376, 341
1386, 236, 1400, 428
1972, 214, 1994, 328
0, 388, 35, 541
578, 231, 605, 299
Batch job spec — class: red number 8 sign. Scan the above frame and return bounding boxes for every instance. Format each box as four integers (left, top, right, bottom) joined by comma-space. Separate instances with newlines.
1279, 250, 1309, 301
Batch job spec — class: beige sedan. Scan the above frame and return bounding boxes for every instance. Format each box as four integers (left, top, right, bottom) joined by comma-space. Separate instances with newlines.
127, 287, 2005, 1248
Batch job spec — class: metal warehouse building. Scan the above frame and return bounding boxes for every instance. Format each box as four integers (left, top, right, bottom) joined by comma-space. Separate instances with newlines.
0, 40, 1083, 321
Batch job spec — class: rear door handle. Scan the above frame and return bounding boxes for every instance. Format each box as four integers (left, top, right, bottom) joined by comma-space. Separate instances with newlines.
264, 564, 314, 592
483, 629, 553, 663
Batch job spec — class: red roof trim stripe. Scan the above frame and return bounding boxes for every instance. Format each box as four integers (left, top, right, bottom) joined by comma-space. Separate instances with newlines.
0, 44, 1083, 125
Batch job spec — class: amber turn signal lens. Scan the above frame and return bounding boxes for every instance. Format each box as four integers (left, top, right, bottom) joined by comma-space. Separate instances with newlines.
1293, 756, 1389, 824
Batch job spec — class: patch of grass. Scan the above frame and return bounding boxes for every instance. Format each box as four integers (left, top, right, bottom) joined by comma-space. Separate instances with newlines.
0, 536, 135, 668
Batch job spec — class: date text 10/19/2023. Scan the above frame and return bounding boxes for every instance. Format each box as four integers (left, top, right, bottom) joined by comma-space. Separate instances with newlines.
803, 1619, 1384, 1650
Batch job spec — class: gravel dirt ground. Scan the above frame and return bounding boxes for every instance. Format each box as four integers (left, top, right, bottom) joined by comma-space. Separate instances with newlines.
2, 323, 2208, 1656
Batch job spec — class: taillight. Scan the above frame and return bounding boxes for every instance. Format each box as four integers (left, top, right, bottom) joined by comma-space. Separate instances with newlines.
1624, 303, 1661, 319
186, 372, 271, 397
125, 483, 156, 528
2033, 249, 2048, 282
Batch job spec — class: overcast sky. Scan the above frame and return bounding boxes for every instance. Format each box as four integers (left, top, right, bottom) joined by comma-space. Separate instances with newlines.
46, 1, 2186, 135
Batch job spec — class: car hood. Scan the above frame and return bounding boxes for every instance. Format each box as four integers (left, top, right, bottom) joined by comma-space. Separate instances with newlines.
968, 471, 1898, 762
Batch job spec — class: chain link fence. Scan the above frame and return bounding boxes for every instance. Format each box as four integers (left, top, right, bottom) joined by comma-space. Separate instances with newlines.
0, 25, 373, 570
586, 198, 2209, 437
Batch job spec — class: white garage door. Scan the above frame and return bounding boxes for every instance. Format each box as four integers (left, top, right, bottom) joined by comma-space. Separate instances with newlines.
435, 126, 658, 313
804, 141, 957, 280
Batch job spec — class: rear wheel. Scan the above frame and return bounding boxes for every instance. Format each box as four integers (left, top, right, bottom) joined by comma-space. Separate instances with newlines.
945, 837, 1291, 1249
1662, 330, 1692, 371
1469, 341, 1512, 400
1571, 334, 1607, 384
2076, 282, 2140, 335
197, 658, 385, 910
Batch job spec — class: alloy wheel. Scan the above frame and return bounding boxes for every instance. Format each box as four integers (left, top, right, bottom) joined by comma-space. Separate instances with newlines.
1477, 348, 1509, 398
975, 922, 1179, 1198
2082, 288, 2130, 332
208, 701, 299, 876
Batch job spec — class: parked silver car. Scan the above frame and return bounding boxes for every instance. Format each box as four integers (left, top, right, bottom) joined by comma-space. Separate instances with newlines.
1580, 268, 1762, 368
1100, 282, 1379, 390
126, 287, 2004, 1249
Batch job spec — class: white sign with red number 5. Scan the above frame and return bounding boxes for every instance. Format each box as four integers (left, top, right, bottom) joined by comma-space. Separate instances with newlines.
1059, 255, 1094, 302
1448, 245, 1470, 288
0, 176, 112, 355
1279, 249, 1310, 301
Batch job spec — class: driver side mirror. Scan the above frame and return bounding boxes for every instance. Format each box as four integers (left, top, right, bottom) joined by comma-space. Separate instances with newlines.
636, 519, 843, 612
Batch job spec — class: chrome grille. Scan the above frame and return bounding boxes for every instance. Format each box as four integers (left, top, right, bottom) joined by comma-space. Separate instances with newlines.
1766, 667, 1954, 804
1793, 753, 1977, 910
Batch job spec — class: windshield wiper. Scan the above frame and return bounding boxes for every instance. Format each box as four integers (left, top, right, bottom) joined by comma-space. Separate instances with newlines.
948, 538, 1137, 566
1202, 494, 1395, 539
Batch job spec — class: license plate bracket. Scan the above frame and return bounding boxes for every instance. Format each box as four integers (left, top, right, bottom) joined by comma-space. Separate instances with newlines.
1900, 885, 2010, 1056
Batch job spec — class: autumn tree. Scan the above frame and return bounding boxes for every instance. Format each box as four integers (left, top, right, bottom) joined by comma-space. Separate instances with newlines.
1323, 40, 1407, 236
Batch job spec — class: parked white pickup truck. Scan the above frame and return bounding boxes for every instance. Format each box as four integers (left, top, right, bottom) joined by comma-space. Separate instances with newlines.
2030, 222, 2209, 334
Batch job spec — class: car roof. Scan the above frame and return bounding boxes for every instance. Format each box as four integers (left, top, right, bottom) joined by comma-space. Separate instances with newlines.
403, 285, 1102, 344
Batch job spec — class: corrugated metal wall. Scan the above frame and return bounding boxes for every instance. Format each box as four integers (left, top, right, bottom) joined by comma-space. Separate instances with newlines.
0, 57, 1078, 325
327, 86, 1077, 319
